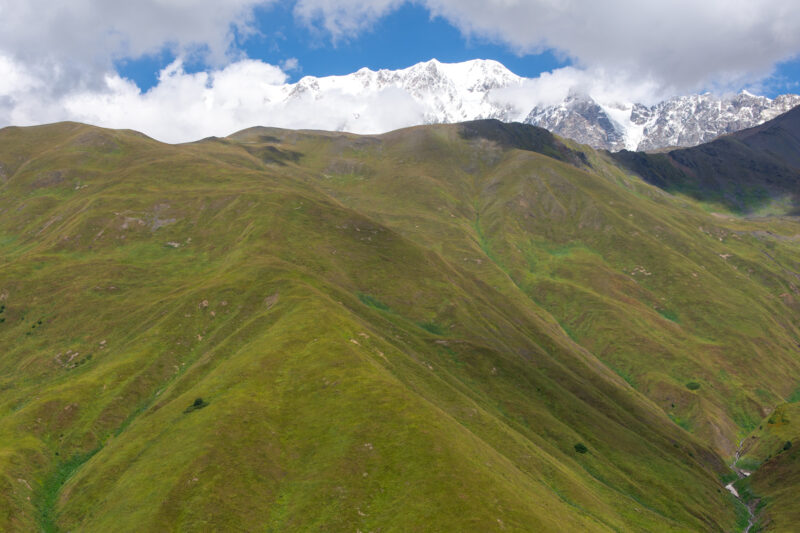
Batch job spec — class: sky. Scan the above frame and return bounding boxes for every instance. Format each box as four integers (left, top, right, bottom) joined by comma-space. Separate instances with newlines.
2, 0, 800, 142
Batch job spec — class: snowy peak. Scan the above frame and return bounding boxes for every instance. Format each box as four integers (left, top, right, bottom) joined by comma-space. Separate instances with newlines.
526, 93, 628, 151
525, 91, 800, 152
283, 59, 524, 127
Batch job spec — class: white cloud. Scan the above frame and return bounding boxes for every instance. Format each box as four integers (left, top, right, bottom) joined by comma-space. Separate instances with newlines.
281, 58, 301, 72
297, 0, 800, 94
293, 0, 404, 41
0, 57, 429, 142
490, 66, 665, 112
0, 0, 275, 93
2, 0, 800, 140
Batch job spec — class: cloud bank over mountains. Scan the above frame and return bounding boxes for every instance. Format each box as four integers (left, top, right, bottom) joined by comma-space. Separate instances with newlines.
1, 0, 800, 142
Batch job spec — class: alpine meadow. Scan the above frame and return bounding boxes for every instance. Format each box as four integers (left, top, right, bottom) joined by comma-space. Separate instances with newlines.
1, 107, 800, 531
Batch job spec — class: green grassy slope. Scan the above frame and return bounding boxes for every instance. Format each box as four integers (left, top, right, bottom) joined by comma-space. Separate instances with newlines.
733, 403, 800, 531
0, 120, 798, 530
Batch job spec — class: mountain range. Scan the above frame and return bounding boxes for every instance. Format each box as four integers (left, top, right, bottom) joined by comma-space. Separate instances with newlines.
266, 59, 800, 152
526, 90, 800, 152
1, 104, 800, 530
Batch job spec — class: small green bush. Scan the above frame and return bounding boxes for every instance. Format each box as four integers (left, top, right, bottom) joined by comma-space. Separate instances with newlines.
686, 382, 701, 391
574, 443, 588, 454
783, 441, 792, 451
184, 397, 209, 414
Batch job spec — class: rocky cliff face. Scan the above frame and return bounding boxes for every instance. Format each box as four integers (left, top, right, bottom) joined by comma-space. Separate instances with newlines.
524, 93, 628, 151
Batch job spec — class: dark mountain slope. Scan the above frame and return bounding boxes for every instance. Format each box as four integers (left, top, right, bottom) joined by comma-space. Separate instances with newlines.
611, 105, 800, 213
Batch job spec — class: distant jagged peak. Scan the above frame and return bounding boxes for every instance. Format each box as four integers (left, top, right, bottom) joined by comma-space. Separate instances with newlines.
292, 58, 520, 91
525, 90, 800, 152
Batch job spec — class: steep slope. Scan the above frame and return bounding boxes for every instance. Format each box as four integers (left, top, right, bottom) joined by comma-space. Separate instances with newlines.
1, 120, 800, 530
729, 402, 800, 531
611, 105, 800, 213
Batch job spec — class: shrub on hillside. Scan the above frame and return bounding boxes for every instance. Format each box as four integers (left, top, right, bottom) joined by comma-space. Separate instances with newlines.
686, 382, 701, 391
184, 397, 209, 414
574, 443, 588, 454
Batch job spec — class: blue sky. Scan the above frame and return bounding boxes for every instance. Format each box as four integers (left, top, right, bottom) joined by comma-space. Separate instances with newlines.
117, 3, 569, 92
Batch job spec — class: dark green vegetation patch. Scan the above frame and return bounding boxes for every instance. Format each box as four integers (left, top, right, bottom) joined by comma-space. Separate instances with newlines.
183, 397, 209, 414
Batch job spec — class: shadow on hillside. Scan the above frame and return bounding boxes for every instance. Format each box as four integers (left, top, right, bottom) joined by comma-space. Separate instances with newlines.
458, 119, 590, 168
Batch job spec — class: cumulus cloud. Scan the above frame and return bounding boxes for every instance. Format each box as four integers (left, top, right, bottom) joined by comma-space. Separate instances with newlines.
2, 0, 800, 141
490, 66, 665, 112
0, 0, 273, 93
0, 57, 430, 142
298, 0, 800, 94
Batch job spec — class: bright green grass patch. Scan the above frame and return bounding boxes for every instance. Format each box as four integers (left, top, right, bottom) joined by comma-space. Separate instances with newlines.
735, 457, 761, 471
669, 414, 692, 431
732, 409, 760, 434
35, 448, 100, 533
657, 308, 680, 323
731, 495, 752, 533
357, 293, 390, 312
788, 385, 800, 403
418, 321, 446, 336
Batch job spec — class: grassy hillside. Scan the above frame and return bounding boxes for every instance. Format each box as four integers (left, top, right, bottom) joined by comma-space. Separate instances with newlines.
1, 120, 799, 530
733, 402, 800, 531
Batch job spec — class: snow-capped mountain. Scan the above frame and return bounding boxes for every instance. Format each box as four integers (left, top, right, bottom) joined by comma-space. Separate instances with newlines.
247, 58, 800, 152
274, 59, 525, 131
525, 91, 800, 151
523, 92, 628, 151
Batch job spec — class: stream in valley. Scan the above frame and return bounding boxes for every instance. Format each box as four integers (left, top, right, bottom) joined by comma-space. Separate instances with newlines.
724, 440, 755, 533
